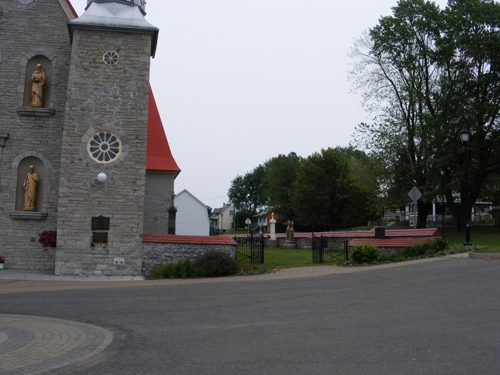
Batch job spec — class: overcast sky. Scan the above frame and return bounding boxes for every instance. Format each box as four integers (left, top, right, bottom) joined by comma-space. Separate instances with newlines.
71, 0, 448, 209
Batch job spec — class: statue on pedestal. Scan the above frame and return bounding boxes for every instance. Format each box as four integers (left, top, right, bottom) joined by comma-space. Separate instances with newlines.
269, 212, 277, 241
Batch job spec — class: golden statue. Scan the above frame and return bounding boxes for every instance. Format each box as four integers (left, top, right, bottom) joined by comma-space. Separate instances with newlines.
30, 64, 46, 108
23, 165, 38, 211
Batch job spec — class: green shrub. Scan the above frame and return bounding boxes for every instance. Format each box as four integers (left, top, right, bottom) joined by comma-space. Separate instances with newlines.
425, 248, 436, 256
431, 238, 448, 252
380, 254, 407, 262
193, 251, 238, 277
401, 239, 449, 258
390, 254, 406, 262
151, 258, 202, 279
401, 242, 429, 257
351, 244, 380, 263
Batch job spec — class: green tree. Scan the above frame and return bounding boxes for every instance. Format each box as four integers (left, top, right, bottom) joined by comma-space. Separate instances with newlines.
228, 165, 267, 216
438, 0, 500, 230
263, 152, 302, 224
292, 148, 377, 230
351, 0, 442, 228
351, 0, 500, 230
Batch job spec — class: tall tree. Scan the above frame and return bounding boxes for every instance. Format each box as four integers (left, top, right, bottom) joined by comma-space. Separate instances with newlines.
263, 152, 302, 223
351, 0, 443, 228
437, 0, 500, 230
228, 165, 267, 214
292, 148, 378, 230
351, 0, 500, 230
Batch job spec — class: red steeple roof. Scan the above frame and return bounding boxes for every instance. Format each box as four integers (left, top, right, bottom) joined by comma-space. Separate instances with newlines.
64, 0, 78, 17
146, 87, 181, 175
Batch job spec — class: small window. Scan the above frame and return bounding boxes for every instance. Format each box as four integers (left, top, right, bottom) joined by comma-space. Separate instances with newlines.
103, 51, 119, 66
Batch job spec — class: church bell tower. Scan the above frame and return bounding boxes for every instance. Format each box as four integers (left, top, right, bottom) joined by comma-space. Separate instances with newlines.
55, 0, 159, 276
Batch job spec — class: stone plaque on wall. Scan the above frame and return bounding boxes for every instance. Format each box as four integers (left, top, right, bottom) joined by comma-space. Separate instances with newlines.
92, 216, 110, 231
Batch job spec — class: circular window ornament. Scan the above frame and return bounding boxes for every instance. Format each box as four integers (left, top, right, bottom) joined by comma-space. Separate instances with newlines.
87, 132, 122, 163
103, 50, 119, 65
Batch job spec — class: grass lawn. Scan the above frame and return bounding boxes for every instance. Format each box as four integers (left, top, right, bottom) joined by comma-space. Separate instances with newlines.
238, 247, 344, 272
235, 226, 500, 272
443, 226, 500, 252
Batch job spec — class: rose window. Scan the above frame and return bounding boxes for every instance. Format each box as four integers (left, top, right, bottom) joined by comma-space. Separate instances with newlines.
103, 51, 119, 65
87, 132, 122, 163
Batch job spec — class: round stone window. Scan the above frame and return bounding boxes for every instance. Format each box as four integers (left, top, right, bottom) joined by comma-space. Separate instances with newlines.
103, 50, 119, 65
87, 132, 122, 163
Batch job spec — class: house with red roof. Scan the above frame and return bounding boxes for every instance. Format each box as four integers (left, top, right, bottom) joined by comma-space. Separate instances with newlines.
0, 0, 188, 276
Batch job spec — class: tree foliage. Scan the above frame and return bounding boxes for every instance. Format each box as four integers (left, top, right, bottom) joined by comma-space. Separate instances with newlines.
350, 0, 500, 230
263, 152, 302, 223
228, 165, 267, 214
292, 148, 378, 230
228, 147, 379, 232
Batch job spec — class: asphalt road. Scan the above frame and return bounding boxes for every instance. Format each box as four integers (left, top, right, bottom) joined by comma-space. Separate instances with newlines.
0, 256, 499, 375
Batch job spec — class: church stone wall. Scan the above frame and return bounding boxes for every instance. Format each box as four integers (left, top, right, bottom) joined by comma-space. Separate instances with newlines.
55, 29, 152, 276
143, 172, 176, 234
0, 0, 72, 270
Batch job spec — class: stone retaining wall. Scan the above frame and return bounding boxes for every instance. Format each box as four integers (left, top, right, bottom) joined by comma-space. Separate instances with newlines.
142, 243, 236, 276
142, 234, 237, 276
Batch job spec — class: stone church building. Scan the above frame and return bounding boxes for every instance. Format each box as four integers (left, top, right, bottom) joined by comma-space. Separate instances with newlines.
0, 0, 182, 276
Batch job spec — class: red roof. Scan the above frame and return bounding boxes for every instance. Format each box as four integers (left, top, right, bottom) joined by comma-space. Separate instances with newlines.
143, 234, 237, 245
348, 239, 431, 248
271, 228, 441, 239
146, 87, 181, 174
311, 228, 441, 238
65, 0, 78, 18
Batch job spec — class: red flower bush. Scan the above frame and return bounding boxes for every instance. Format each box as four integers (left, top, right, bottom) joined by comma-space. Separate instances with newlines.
38, 230, 57, 248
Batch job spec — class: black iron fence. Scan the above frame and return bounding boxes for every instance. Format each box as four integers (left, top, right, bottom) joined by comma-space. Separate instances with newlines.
312, 234, 349, 263
233, 232, 264, 265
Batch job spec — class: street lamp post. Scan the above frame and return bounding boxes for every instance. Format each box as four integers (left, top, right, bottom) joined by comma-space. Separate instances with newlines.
440, 167, 445, 240
460, 126, 472, 246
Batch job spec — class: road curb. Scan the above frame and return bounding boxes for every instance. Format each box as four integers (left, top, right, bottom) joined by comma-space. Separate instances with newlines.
469, 252, 500, 259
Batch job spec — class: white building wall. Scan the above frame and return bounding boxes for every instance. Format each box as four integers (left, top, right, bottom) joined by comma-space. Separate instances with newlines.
175, 191, 210, 236
220, 207, 234, 232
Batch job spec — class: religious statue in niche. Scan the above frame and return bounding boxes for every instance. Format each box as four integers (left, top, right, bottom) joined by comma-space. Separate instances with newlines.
23, 165, 38, 211
30, 64, 46, 108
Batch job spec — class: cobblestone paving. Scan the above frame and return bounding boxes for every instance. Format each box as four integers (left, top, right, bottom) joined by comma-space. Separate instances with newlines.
0, 315, 113, 375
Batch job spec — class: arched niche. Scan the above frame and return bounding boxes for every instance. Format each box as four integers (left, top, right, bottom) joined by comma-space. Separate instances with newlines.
23, 56, 53, 109
16, 157, 46, 212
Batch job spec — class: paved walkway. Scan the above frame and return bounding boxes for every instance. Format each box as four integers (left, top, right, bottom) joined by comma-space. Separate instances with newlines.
0, 315, 113, 375
0, 253, 474, 375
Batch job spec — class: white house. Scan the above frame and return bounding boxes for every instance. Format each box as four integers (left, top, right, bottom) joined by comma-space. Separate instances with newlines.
253, 209, 272, 232
210, 203, 235, 233
175, 190, 210, 236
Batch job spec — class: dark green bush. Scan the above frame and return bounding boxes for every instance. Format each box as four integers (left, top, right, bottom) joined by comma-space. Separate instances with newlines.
401, 242, 431, 257
431, 238, 448, 252
391, 254, 406, 262
380, 254, 406, 262
193, 251, 238, 277
425, 248, 436, 256
402, 239, 449, 258
351, 244, 380, 263
151, 258, 202, 279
